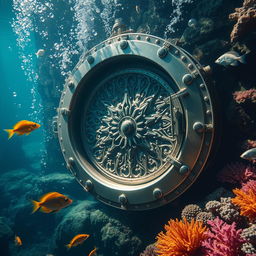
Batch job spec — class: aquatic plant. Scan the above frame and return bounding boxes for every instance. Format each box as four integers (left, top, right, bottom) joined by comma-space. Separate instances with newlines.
181, 204, 202, 222
155, 218, 207, 256
232, 188, 256, 222
217, 162, 256, 185
139, 244, 157, 256
202, 217, 245, 256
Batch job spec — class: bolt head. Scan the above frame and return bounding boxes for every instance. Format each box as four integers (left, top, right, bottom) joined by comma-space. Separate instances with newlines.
179, 165, 189, 174
119, 194, 128, 205
157, 47, 168, 59
193, 122, 205, 133
182, 74, 193, 85
87, 55, 94, 64
85, 180, 93, 192
153, 188, 163, 199
120, 40, 128, 50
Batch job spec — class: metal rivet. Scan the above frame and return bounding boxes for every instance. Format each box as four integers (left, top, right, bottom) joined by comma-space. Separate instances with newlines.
68, 80, 75, 89
182, 74, 193, 85
119, 194, 128, 205
204, 96, 209, 102
67, 157, 75, 169
85, 180, 93, 192
87, 55, 94, 64
193, 122, 205, 133
157, 47, 168, 59
146, 36, 150, 41
188, 63, 194, 70
120, 40, 128, 50
181, 55, 187, 62
136, 35, 141, 40
174, 50, 179, 55
60, 108, 70, 116
117, 37, 121, 41
108, 41, 111, 44
153, 188, 163, 199
58, 123, 61, 127
206, 110, 211, 115
200, 83, 205, 89
155, 39, 160, 44
179, 165, 189, 174
60, 137, 63, 142
62, 149, 66, 153
93, 48, 97, 52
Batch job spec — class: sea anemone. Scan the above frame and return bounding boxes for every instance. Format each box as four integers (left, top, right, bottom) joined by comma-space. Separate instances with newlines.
232, 188, 256, 222
202, 217, 245, 256
155, 218, 207, 256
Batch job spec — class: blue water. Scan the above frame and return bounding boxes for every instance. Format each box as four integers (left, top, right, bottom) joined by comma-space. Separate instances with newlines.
0, 0, 247, 256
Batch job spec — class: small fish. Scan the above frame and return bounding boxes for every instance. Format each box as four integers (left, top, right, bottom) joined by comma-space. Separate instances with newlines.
66, 234, 90, 249
88, 247, 97, 256
31, 192, 72, 214
4, 120, 40, 139
215, 51, 246, 67
135, 5, 140, 14
14, 235, 22, 246
240, 148, 256, 160
35, 49, 45, 57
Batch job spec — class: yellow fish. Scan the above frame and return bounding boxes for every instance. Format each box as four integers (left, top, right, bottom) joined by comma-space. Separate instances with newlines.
88, 247, 97, 256
4, 120, 40, 139
31, 192, 72, 214
14, 235, 22, 246
66, 234, 90, 249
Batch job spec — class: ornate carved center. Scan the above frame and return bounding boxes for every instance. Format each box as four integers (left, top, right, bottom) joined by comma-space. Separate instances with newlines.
83, 70, 184, 183
120, 117, 136, 137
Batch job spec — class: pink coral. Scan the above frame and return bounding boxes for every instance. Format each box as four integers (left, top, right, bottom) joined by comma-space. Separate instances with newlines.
233, 89, 256, 104
242, 180, 256, 193
229, 0, 256, 42
202, 217, 246, 256
217, 162, 256, 185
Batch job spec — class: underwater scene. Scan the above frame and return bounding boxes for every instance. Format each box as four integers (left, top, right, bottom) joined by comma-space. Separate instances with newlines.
1, 0, 256, 256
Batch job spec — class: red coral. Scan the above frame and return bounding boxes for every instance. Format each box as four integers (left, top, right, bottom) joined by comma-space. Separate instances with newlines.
229, 0, 256, 42
233, 89, 256, 104
202, 217, 246, 256
217, 162, 256, 185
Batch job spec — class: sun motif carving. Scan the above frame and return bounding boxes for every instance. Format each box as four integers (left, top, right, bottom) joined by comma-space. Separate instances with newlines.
83, 71, 184, 181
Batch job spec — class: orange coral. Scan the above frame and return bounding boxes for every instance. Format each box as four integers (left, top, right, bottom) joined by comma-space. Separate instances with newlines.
232, 188, 256, 222
155, 218, 207, 256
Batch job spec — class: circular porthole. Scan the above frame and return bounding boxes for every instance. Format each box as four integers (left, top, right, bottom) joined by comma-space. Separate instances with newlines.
57, 33, 217, 210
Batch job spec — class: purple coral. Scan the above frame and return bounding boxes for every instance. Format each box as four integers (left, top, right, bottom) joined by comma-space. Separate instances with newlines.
217, 162, 256, 185
202, 217, 246, 256
139, 244, 157, 256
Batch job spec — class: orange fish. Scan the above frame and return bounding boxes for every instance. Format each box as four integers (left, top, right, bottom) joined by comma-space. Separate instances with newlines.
66, 234, 90, 249
88, 247, 97, 256
31, 192, 72, 214
4, 120, 40, 139
14, 235, 22, 246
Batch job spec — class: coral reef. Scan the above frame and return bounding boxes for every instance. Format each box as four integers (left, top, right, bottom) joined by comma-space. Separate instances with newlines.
54, 201, 142, 256
233, 89, 256, 104
217, 162, 256, 185
229, 0, 256, 42
196, 212, 215, 226
181, 204, 202, 222
202, 217, 245, 256
205, 197, 246, 227
232, 188, 256, 222
156, 218, 207, 256
139, 244, 157, 256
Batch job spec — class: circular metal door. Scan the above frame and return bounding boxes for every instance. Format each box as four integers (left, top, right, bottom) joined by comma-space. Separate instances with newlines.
57, 33, 217, 210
